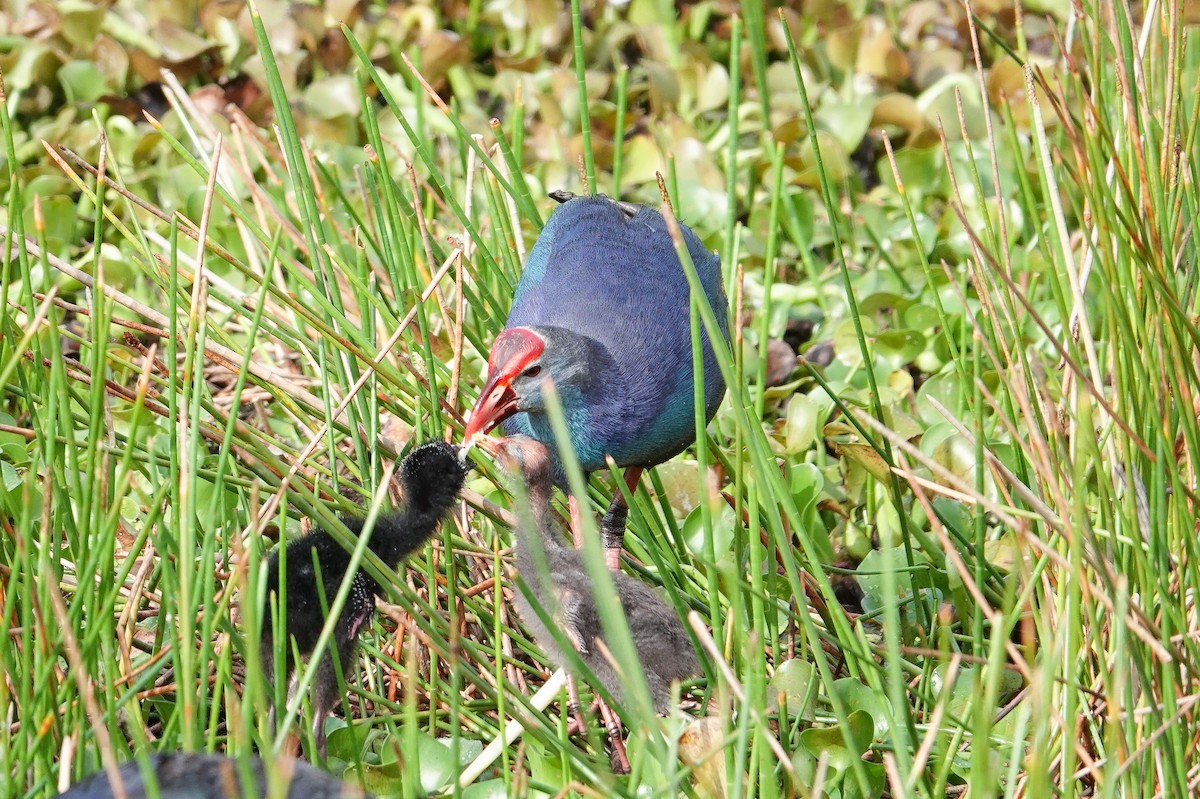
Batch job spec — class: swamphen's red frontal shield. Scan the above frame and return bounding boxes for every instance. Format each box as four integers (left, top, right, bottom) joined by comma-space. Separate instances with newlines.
466, 193, 730, 567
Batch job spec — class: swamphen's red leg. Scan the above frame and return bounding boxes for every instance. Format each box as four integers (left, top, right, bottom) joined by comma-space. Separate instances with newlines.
567, 467, 642, 571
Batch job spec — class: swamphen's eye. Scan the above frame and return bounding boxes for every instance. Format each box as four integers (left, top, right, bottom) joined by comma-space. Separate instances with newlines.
523, 365, 542, 378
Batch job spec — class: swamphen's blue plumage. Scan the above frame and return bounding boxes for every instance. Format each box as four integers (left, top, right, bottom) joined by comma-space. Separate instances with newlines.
466, 193, 729, 567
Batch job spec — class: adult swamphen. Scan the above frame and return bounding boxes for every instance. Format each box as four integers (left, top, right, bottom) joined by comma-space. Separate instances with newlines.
57, 753, 371, 798
260, 441, 468, 756
464, 193, 729, 569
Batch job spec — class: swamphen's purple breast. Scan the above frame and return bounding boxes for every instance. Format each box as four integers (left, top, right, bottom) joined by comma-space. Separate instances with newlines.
495, 195, 729, 472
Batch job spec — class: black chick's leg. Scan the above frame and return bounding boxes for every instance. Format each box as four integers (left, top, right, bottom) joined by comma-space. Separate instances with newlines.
310, 637, 359, 759
260, 638, 280, 738
259, 628, 300, 751
310, 578, 374, 759
600, 467, 643, 571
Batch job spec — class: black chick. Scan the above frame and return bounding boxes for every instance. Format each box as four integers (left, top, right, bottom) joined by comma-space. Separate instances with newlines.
261, 441, 468, 755
56, 752, 372, 798
478, 434, 700, 713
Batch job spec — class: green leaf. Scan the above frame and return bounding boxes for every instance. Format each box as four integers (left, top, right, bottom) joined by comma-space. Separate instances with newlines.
683, 502, 737, 562
463, 779, 509, 799
24, 195, 77, 256
325, 721, 370, 761
856, 546, 942, 622
768, 657, 816, 718
0, 462, 21, 498
58, 60, 109, 104
58, 1, 107, 49
832, 677, 891, 740
793, 710, 881, 798
785, 393, 820, 455
876, 329, 926, 362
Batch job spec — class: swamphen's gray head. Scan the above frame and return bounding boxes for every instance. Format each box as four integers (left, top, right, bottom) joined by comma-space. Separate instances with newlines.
464, 326, 607, 441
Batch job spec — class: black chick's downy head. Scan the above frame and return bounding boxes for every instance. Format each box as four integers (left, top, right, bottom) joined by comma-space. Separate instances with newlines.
399, 440, 470, 512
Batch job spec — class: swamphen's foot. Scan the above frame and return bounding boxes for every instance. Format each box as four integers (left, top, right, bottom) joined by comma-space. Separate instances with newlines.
598, 699, 632, 774
600, 495, 628, 571
598, 467, 642, 571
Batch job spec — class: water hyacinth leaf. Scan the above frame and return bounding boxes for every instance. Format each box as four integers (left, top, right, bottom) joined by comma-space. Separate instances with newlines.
881, 144, 947, 198
816, 100, 874, 154
879, 405, 922, 442
358, 759, 405, 795
984, 532, 1023, 573
58, 0, 107, 48
832, 677, 891, 739
525, 738, 569, 795
855, 16, 910, 85
832, 441, 891, 484
768, 657, 817, 718
915, 373, 966, 425
790, 131, 852, 186
930, 664, 1022, 729
683, 502, 737, 562
902, 302, 940, 330
694, 62, 730, 113
0, 415, 28, 464
58, 60, 109, 104
654, 459, 722, 517
679, 715, 729, 799
785, 393, 820, 454
0, 462, 20, 498
917, 72, 986, 140
304, 75, 362, 120
876, 329, 926, 363
25, 195, 77, 256
325, 721, 371, 762
871, 93, 923, 134
930, 497, 971, 539
787, 461, 834, 564
858, 292, 905, 317
793, 710, 883, 799
5, 42, 60, 92
462, 779, 509, 799
856, 546, 942, 621
385, 732, 464, 795
843, 519, 872, 562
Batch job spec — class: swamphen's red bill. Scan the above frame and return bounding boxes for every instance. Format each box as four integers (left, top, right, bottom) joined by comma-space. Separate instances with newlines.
465, 327, 546, 441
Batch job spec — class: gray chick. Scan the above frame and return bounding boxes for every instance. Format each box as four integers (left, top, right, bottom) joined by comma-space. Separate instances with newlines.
56, 752, 371, 798
477, 434, 700, 712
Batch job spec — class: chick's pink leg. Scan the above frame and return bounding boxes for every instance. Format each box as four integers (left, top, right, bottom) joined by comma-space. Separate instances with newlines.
568, 495, 586, 550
